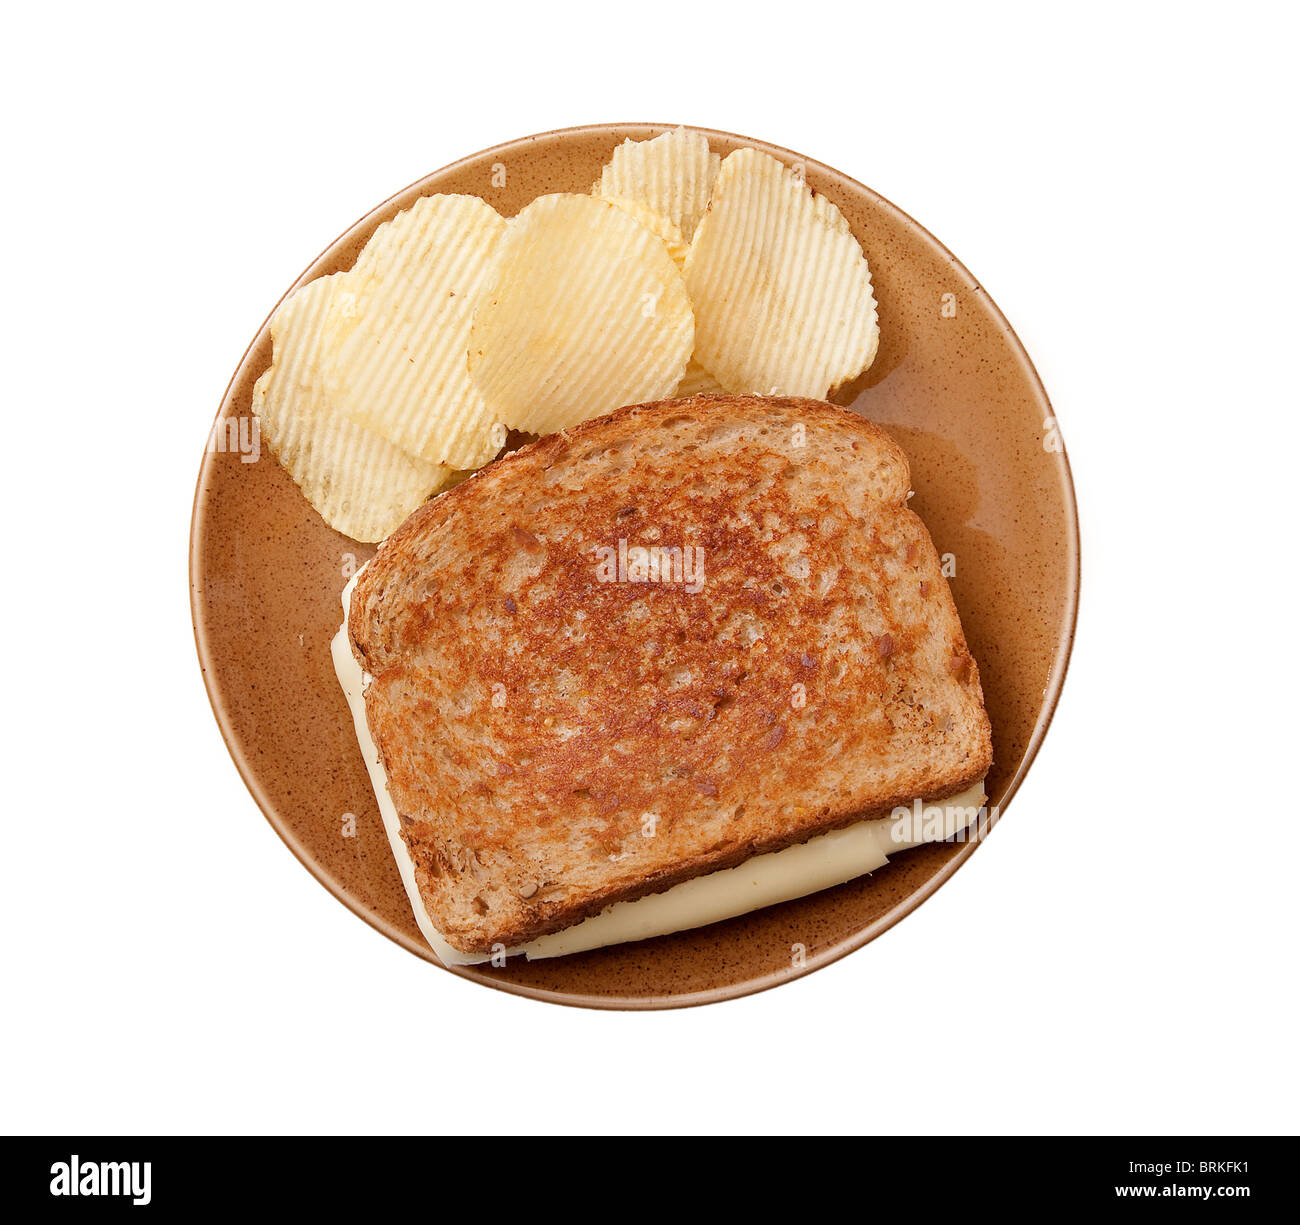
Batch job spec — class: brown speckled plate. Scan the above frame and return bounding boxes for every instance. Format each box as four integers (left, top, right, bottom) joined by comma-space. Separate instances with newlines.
191, 124, 1079, 1010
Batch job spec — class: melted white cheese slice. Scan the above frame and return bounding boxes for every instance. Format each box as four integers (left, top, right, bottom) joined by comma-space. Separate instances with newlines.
333, 572, 986, 964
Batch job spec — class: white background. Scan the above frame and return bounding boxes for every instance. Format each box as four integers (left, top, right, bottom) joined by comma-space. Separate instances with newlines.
2, 2, 1295, 1136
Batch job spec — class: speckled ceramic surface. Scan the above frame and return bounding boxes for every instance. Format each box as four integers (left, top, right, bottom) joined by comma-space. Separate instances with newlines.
190, 124, 1079, 1009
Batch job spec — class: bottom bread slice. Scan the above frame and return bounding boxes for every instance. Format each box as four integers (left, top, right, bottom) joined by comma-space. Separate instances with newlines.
334, 574, 987, 965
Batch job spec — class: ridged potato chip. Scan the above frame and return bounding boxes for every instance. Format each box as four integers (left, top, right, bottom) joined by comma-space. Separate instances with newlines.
467, 194, 693, 435
593, 127, 720, 241
673, 356, 728, 397
323, 194, 506, 469
253, 275, 453, 543
683, 147, 880, 399
602, 197, 687, 270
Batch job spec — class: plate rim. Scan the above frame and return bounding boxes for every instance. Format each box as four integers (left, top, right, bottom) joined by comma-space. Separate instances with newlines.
190, 121, 1081, 1011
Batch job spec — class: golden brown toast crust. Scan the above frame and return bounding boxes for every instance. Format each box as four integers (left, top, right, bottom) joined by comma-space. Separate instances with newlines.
350, 395, 992, 952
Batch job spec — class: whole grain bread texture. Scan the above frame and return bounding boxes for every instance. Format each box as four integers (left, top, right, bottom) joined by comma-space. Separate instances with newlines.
349, 395, 992, 952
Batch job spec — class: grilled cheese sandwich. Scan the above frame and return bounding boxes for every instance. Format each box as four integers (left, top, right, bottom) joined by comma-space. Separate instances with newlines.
333, 396, 992, 962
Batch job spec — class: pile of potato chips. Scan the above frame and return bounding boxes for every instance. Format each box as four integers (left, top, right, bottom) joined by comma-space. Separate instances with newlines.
253, 128, 880, 541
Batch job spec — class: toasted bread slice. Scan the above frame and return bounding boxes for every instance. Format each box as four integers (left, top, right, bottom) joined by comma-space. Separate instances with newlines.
348, 395, 991, 953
